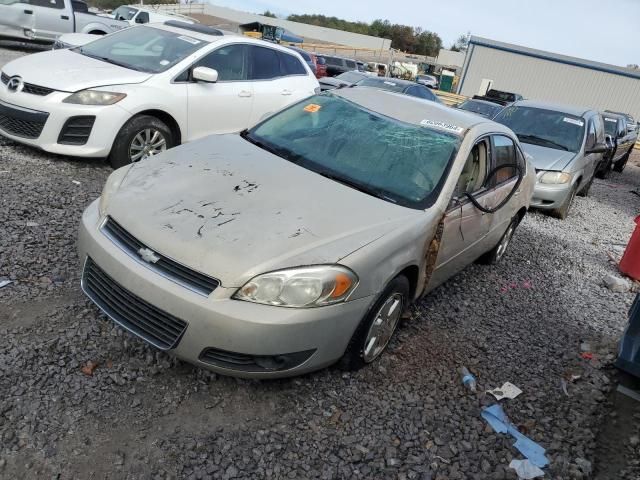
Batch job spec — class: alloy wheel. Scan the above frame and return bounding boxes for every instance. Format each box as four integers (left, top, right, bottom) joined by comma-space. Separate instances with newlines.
495, 222, 515, 261
129, 128, 167, 162
362, 293, 404, 363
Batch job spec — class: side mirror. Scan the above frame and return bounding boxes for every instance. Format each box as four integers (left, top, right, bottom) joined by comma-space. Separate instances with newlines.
585, 142, 608, 154
192, 66, 218, 83
605, 134, 614, 149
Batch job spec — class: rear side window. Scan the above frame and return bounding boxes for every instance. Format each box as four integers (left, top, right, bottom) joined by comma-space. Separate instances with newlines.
135, 11, 149, 23
292, 49, 310, 62
30, 0, 64, 8
406, 85, 437, 101
278, 51, 306, 76
249, 46, 281, 80
324, 57, 342, 66
195, 44, 248, 81
492, 135, 517, 183
345, 60, 356, 69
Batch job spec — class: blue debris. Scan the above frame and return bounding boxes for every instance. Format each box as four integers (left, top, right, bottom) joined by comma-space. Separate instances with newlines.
482, 404, 549, 468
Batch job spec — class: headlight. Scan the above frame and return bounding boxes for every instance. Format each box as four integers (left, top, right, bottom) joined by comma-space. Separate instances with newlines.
234, 266, 358, 308
539, 171, 571, 184
63, 90, 126, 105
98, 164, 132, 216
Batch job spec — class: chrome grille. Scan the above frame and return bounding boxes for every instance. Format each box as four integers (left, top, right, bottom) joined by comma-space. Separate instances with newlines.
102, 217, 219, 296
82, 257, 187, 350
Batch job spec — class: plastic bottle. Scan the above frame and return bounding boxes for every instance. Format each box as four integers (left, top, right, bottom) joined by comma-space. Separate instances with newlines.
460, 366, 477, 392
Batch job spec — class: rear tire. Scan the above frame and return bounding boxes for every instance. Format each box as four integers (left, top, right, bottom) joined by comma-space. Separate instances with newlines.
339, 276, 409, 371
613, 149, 632, 173
552, 184, 577, 220
477, 215, 520, 265
108, 115, 174, 169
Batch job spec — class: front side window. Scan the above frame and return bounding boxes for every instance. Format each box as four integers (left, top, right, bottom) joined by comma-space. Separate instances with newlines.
248, 45, 280, 80
494, 106, 585, 153
603, 116, 617, 136
244, 94, 461, 209
345, 60, 356, 69
492, 135, 517, 183
76, 26, 207, 74
407, 85, 437, 101
196, 44, 247, 81
455, 141, 488, 198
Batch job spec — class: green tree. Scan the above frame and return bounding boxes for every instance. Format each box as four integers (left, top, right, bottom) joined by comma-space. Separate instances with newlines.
450, 32, 470, 52
262, 10, 277, 18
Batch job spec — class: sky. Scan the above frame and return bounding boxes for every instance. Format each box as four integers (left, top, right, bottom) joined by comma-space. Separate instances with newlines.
209, 0, 640, 67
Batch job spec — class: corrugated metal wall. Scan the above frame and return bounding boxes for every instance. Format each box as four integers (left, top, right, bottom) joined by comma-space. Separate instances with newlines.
458, 44, 640, 119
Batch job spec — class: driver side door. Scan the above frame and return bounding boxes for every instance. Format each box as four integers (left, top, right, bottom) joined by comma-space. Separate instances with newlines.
430, 138, 493, 287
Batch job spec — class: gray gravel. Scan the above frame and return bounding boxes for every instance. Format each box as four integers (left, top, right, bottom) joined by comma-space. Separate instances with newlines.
1, 46, 640, 479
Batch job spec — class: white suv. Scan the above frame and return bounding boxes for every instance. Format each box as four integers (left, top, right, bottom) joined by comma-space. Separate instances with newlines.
0, 21, 319, 167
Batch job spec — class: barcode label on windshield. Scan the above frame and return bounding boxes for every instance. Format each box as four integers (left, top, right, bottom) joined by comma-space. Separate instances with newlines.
563, 117, 584, 126
420, 119, 465, 134
604, 118, 617, 123
177, 35, 200, 45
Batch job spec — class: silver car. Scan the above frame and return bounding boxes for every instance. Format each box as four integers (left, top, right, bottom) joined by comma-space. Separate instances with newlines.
78, 88, 535, 378
494, 100, 608, 219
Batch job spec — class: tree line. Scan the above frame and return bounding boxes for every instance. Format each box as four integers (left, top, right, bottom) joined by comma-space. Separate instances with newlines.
286, 14, 444, 57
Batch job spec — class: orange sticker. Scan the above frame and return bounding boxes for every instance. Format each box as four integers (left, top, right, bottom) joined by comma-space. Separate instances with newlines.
303, 104, 321, 113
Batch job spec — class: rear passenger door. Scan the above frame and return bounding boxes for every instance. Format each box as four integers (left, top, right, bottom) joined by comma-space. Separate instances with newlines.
31, 0, 72, 39
185, 44, 254, 140
484, 135, 523, 247
247, 45, 312, 126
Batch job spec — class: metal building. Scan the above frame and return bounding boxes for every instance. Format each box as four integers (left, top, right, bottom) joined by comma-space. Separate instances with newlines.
458, 36, 640, 119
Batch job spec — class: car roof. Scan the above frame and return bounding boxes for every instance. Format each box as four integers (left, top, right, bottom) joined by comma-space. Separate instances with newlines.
362, 77, 419, 88
511, 99, 594, 118
331, 88, 504, 135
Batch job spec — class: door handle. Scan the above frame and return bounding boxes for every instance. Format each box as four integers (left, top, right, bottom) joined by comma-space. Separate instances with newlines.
238, 90, 252, 98
24, 9, 33, 14
61, 15, 69, 19
281, 89, 292, 96
514, 189, 521, 196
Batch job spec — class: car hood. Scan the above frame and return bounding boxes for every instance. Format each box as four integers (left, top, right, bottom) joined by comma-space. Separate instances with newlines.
107, 135, 421, 287
520, 143, 577, 171
2, 49, 152, 92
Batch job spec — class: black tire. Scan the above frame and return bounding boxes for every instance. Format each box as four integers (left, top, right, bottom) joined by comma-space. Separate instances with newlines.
595, 158, 612, 179
477, 215, 520, 265
339, 275, 410, 371
613, 149, 631, 173
577, 175, 593, 197
108, 115, 174, 169
552, 184, 578, 220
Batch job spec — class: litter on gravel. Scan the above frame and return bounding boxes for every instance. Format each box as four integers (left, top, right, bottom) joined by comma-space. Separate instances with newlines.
487, 381, 523, 400
0, 280, 12, 288
509, 459, 545, 479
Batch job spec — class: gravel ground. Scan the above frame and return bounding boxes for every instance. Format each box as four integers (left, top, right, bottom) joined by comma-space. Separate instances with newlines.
1, 46, 640, 480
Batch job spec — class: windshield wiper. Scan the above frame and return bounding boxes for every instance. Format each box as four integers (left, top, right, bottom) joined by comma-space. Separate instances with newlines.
79, 50, 144, 72
240, 130, 306, 164
517, 134, 569, 151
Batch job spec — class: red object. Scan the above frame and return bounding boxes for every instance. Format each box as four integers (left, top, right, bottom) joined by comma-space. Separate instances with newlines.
581, 352, 594, 360
313, 54, 327, 78
620, 215, 640, 281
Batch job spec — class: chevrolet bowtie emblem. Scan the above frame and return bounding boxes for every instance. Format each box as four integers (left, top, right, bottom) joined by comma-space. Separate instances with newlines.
138, 247, 160, 264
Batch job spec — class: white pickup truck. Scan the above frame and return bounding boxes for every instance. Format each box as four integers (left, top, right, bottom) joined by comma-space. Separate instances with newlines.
0, 0, 127, 43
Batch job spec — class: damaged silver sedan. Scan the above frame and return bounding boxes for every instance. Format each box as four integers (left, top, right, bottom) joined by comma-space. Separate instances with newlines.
78, 88, 535, 378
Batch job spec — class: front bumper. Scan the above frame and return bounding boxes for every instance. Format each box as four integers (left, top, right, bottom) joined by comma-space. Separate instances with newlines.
0, 85, 130, 158
78, 200, 373, 378
530, 179, 572, 210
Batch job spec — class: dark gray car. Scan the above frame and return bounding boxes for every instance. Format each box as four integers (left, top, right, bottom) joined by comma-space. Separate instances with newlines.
357, 77, 442, 103
318, 71, 369, 91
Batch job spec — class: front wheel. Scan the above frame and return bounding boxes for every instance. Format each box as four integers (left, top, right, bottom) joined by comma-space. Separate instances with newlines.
613, 149, 632, 173
339, 276, 409, 371
108, 115, 174, 169
552, 184, 577, 220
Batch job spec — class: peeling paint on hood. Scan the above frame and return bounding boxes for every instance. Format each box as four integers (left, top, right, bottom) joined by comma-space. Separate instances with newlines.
107, 134, 422, 287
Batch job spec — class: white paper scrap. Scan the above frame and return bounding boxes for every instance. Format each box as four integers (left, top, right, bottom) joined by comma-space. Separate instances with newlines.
0, 280, 13, 288
509, 459, 545, 479
487, 382, 523, 401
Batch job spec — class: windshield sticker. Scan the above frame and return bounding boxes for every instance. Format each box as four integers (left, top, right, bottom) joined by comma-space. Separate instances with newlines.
383, 81, 397, 86
604, 117, 617, 123
563, 117, 584, 127
159, 60, 170, 66
420, 119, 465, 134
177, 35, 200, 45
303, 103, 322, 113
